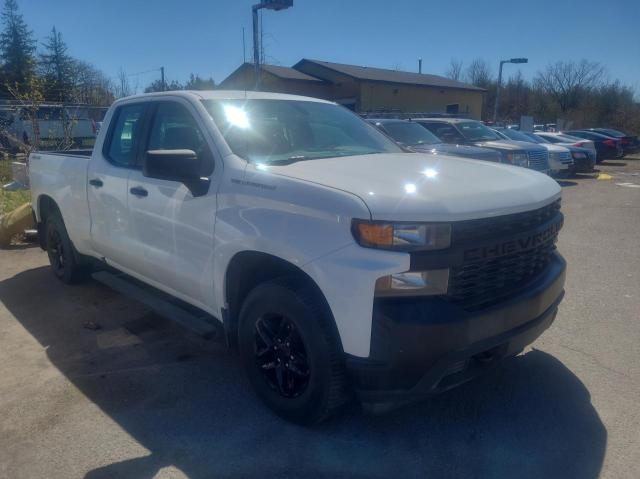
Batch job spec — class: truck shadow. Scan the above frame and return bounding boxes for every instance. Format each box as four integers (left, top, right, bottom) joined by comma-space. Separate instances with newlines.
0, 267, 606, 479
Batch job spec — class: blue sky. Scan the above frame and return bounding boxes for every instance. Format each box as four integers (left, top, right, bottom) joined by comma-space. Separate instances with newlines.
19, 0, 640, 93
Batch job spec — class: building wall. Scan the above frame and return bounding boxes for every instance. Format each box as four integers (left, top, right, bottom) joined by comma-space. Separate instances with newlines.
292, 62, 361, 108
219, 63, 485, 119
218, 65, 331, 98
357, 81, 484, 119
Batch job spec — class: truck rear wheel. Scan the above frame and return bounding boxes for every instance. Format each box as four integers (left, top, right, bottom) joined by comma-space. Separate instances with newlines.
45, 213, 88, 284
238, 277, 350, 424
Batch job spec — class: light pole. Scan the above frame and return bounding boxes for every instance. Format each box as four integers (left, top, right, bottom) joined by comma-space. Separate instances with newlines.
493, 57, 528, 123
252, 0, 293, 90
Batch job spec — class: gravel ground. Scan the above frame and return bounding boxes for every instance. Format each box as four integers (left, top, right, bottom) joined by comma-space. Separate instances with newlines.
0, 156, 639, 478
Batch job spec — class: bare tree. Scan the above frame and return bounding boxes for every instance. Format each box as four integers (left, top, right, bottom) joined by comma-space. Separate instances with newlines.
115, 68, 132, 98
71, 60, 114, 106
465, 58, 493, 88
445, 58, 463, 81
534, 59, 605, 113
6, 75, 44, 151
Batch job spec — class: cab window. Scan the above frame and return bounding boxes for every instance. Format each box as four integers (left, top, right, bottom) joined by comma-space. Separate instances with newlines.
105, 104, 145, 167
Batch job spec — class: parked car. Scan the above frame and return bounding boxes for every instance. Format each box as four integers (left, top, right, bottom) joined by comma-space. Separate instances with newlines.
414, 118, 550, 173
367, 119, 501, 162
583, 128, 639, 155
493, 128, 573, 177
29, 91, 566, 424
564, 130, 623, 160
535, 132, 598, 162
519, 132, 595, 173
2, 104, 106, 149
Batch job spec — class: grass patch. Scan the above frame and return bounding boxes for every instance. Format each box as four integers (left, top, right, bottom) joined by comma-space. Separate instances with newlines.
0, 189, 30, 216
0, 159, 30, 216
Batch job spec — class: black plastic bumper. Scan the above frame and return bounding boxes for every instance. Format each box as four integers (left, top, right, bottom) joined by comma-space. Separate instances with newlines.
572, 156, 596, 173
346, 253, 566, 407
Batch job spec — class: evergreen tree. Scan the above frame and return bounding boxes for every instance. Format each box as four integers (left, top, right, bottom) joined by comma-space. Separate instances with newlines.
39, 26, 75, 101
0, 0, 36, 92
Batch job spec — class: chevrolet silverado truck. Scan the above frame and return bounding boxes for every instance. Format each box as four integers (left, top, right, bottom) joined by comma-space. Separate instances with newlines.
29, 91, 566, 424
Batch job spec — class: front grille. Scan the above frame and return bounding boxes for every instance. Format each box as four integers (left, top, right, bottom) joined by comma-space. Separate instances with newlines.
447, 240, 557, 311
552, 151, 573, 165
445, 200, 562, 311
560, 151, 572, 164
528, 149, 549, 171
450, 199, 561, 246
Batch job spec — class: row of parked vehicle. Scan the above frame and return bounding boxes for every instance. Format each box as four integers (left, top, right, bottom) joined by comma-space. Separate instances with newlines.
366, 116, 639, 178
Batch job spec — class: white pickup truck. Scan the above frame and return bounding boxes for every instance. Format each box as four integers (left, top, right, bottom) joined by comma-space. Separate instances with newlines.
29, 91, 566, 424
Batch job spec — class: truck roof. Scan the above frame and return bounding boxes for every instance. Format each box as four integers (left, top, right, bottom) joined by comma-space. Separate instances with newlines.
115, 90, 335, 105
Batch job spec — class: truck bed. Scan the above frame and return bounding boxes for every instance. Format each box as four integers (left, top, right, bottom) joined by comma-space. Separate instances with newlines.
39, 149, 93, 158
29, 150, 93, 253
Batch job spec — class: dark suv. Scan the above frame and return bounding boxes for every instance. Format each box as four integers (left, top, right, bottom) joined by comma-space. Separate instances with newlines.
413, 118, 550, 173
367, 118, 501, 162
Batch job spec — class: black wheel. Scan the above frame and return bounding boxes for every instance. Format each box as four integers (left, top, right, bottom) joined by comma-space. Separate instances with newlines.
45, 213, 88, 284
238, 277, 350, 424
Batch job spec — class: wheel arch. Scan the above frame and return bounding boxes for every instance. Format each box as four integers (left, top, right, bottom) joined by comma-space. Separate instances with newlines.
35, 194, 62, 250
223, 250, 342, 351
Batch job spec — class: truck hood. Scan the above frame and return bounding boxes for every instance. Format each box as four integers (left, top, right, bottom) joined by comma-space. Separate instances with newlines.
472, 140, 546, 152
537, 143, 569, 153
411, 143, 501, 161
265, 153, 561, 222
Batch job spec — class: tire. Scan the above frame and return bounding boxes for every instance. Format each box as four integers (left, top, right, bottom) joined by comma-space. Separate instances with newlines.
238, 277, 350, 424
45, 213, 88, 284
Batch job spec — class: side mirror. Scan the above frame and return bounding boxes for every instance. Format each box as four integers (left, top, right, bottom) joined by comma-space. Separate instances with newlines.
143, 149, 201, 182
143, 149, 211, 197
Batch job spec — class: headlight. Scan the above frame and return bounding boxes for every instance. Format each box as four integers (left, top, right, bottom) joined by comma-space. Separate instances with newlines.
375, 269, 449, 297
352, 220, 451, 251
506, 152, 528, 167
550, 152, 561, 161
572, 151, 587, 159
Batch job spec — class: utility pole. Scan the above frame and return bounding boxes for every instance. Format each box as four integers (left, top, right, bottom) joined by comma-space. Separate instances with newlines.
160, 66, 166, 91
493, 57, 528, 123
242, 27, 246, 63
251, 1, 293, 90
252, 5, 260, 88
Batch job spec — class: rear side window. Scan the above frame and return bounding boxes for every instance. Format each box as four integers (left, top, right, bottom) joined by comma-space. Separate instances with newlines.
106, 104, 145, 166
422, 123, 464, 143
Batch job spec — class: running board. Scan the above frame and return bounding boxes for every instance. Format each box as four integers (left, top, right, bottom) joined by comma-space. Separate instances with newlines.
92, 270, 224, 340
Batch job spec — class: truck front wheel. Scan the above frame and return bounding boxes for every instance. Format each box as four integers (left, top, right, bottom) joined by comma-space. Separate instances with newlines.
238, 277, 350, 424
45, 213, 88, 284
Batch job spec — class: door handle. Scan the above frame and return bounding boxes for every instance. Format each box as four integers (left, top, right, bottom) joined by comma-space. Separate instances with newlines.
129, 186, 148, 198
89, 178, 103, 188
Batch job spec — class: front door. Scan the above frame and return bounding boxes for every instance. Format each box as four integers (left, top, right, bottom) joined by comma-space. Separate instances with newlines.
126, 99, 218, 309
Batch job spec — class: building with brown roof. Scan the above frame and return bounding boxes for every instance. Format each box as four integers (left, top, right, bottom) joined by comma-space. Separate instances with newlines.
219, 59, 485, 119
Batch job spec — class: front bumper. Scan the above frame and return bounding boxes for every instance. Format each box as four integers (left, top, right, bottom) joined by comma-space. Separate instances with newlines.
572, 155, 596, 173
346, 252, 566, 408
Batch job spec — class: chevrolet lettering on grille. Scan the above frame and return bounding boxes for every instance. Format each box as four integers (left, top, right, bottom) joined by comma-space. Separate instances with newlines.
463, 216, 563, 262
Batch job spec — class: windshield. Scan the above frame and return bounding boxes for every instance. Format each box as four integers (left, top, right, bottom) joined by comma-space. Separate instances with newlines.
597, 129, 624, 137
380, 122, 441, 146
457, 121, 502, 141
556, 134, 583, 143
499, 128, 538, 143
202, 99, 402, 164
527, 133, 550, 144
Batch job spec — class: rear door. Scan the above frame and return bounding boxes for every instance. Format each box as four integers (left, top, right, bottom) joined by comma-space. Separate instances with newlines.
87, 102, 147, 268
125, 98, 218, 309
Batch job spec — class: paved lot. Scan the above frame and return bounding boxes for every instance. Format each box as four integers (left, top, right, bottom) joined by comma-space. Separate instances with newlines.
1, 156, 639, 479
